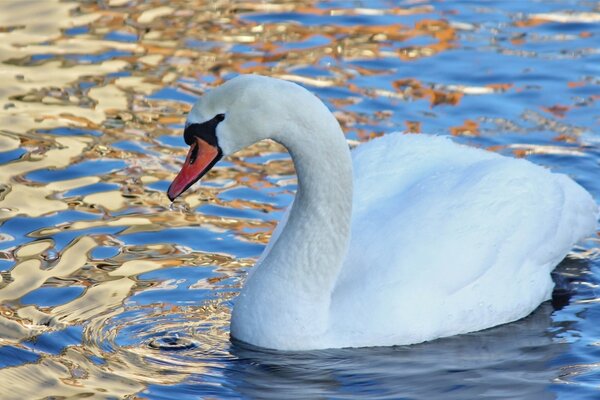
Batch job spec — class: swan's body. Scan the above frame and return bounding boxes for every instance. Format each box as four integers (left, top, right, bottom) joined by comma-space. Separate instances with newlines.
169, 75, 598, 351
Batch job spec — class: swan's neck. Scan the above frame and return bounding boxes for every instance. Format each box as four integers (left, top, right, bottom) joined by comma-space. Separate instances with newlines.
231, 108, 352, 348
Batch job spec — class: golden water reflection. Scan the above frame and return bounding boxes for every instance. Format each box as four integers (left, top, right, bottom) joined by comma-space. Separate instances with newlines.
0, 0, 599, 398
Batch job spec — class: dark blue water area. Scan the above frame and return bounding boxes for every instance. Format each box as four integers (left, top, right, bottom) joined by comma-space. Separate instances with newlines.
148, 87, 198, 104
119, 227, 264, 259
0, 258, 14, 272
0, 327, 84, 370
108, 71, 131, 79
65, 25, 89, 36
88, 355, 106, 365
528, 152, 600, 189
146, 180, 170, 192
91, 245, 120, 260
144, 378, 239, 400
63, 182, 120, 198
0, 345, 39, 368
545, 21, 600, 36
30, 54, 56, 62
38, 127, 102, 137
25, 159, 126, 183
21, 286, 85, 307
156, 134, 186, 148
242, 11, 403, 27
24, 326, 84, 356
0, 147, 25, 163
66, 50, 132, 64
229, 43, 261, 55
397, 35, 439, 49
79, 81, 96, 90
104, 31, 137, 42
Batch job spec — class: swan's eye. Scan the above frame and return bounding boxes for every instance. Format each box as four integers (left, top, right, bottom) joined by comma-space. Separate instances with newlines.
189, 142, 199, 164
183, 113, 225, 146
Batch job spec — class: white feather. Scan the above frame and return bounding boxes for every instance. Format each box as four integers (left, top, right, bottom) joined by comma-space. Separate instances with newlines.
185, 75, 598, 350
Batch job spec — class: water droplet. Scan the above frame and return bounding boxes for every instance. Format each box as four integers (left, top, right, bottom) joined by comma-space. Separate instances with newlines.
42, 249, 58, 261
169, 201, 188, 213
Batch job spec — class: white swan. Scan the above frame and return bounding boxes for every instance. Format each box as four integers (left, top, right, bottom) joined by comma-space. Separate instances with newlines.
167, 75, 598, 351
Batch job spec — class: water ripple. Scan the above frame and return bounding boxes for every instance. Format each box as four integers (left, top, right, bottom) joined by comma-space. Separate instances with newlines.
0, 0, 599, 398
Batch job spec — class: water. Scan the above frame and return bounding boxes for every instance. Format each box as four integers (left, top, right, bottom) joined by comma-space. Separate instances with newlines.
0, 0, 599, 398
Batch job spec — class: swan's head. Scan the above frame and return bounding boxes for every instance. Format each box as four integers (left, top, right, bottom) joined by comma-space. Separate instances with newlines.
167, 74, 319, 201
167, 75, 338, 201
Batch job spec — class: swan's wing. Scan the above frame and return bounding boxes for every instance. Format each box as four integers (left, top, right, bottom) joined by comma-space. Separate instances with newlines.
338, 134, 598, 299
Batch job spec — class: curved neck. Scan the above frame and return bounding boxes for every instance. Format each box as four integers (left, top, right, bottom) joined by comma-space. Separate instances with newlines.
270, 120, 353, 295
231, 103, 352, 348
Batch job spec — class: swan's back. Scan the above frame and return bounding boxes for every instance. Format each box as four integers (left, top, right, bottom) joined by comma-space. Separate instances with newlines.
331, 133, 597, 348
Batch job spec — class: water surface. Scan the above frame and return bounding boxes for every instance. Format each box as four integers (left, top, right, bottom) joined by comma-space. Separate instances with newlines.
0, 0, 599, 398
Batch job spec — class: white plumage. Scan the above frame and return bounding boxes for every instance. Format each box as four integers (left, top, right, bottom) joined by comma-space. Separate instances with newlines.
182, 75, 598, 350
334, 133, 597, 347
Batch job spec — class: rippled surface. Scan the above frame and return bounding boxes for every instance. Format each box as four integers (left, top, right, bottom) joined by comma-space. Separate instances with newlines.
0, 0, 599, 398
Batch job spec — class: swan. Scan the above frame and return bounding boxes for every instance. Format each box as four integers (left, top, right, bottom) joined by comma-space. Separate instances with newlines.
166, 74, 598, 351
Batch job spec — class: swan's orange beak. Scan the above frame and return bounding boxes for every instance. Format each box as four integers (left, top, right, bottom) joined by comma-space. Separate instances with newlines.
167, 137, 222, 201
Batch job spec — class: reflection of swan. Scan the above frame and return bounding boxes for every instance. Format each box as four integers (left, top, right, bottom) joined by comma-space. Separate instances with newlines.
227, 303, 563, 400
167, 75, 598, 350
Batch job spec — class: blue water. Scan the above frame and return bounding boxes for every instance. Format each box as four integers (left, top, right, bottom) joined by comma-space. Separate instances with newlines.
0, 0, 599, 398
